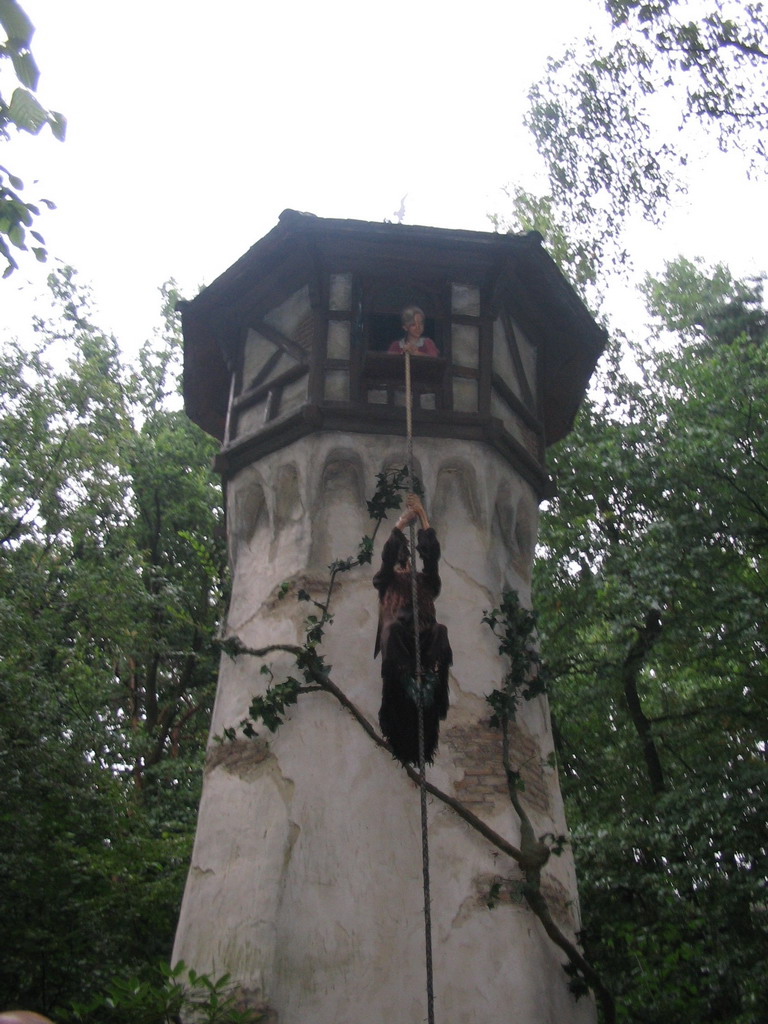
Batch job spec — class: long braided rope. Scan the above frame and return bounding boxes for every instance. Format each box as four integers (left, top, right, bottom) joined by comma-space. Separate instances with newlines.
404, 352, 436, 1024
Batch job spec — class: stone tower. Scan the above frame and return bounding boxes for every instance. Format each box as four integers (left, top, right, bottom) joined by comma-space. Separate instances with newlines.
173, 211, 604, 1024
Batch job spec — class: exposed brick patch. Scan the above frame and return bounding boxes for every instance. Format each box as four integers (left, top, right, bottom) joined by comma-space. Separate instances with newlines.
540, 874, 576, 930
205, 737, 270, 775
475, 871, 526, 908
446, 719, 551, 816
519, 420, 540, 460
294, 313, 315, 351
180, 987, 276, 1024
475, 871, 574, 928
234, 988, 278, 1023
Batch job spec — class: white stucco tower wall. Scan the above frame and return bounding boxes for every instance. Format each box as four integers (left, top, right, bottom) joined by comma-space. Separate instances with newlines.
173, 211, 605, 1024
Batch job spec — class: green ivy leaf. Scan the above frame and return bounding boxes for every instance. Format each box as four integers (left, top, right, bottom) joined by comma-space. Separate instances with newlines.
8, 86, 48, 133
0, 0, 35, 45
9, 45, 39, 90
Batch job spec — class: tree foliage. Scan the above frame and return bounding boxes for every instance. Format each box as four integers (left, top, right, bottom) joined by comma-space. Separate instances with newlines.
524, 0, 768, 265
60, 961, 265, 1024
489, 185, 603, 302
0, 269, 227, 1013
535, 257, 768, 1021
0, 0, 65, 276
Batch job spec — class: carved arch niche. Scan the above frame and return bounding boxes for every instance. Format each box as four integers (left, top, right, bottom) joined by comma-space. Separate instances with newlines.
269, 462, 306, 567
431, 459, 485, 571
231, 469, 270, 570
310, 451, 366, 569
227, 468, 272, 629
490, 480, 537, 597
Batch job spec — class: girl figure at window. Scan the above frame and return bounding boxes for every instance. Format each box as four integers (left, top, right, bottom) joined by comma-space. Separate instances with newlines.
387, 306, 439, 357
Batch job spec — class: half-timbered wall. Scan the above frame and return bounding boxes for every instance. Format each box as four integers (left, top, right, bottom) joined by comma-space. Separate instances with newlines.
233, 285, 313, 441
491, 314, 542, 461
223, 267, 547, 496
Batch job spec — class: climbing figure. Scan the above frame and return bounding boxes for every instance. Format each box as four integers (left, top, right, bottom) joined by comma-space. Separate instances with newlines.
374, 494, 451, 764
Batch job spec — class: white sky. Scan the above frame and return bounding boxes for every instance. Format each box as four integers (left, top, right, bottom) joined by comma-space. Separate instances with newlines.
2, 0, 767, 350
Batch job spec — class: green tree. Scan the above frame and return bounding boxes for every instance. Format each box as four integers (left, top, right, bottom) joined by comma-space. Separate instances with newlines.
0, 269, 227, 1012
524, 0, 768, 265
489, 185, 603, 305
535, 258, 768, 1021
0, 0, 65, 276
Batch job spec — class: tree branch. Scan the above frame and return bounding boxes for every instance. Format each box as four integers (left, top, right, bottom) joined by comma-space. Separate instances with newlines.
622, 608, 666, 795
524, 883, 616, 1024
226, 639, 613, 1017
319, 674, 525, 862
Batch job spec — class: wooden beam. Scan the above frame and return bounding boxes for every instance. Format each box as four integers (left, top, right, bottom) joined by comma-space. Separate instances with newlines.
490, 371, 543, 435
247, 346, 285, 391
249, 318, 307, 363
501, 309, 536, 411
234, 364, 308, 413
